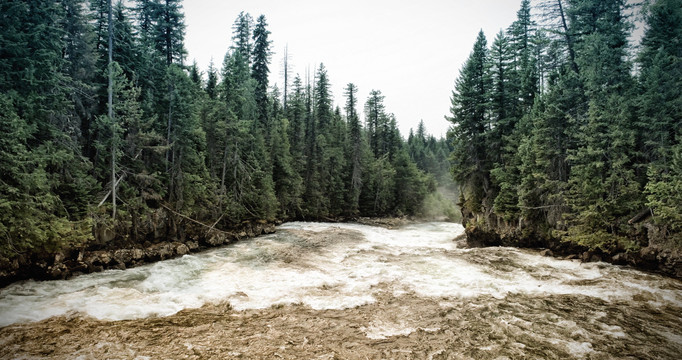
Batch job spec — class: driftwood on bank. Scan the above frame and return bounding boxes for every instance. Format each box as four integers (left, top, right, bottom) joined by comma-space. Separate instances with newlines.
159, 203, 233, 235
628, 208, 653, 224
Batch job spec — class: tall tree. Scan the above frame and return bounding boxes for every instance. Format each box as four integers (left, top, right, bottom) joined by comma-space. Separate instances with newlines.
251, 14, 272, 128
205, 59, 218, 99
562, 0, 640, 250
640, 0, 682, 233
287, 75, 306, 175
61, 0, 98, 149
231, 12, 253, 66
154, 0, 186, 66
447, 30, 491, 213
345, 83, 363, 213
365, 89, 386, 157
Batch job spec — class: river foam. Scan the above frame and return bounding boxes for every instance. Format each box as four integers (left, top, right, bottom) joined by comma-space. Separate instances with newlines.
1, 222, 681, 328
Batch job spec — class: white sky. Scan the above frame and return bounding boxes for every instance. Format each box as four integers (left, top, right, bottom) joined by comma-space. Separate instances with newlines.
182, 0, 529, 138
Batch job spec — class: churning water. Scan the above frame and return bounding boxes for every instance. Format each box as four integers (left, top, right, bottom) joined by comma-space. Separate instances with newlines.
1, 221, 682, 356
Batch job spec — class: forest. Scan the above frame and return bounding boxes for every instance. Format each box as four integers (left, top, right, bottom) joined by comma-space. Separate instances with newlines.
448, 0, 682, 253
0, 0, 453, 258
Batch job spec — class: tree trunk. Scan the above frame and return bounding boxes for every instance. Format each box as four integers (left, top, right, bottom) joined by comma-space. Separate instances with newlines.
107, 0, 116, 218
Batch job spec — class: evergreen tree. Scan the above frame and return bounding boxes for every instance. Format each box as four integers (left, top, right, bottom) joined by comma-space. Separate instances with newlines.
562, 0, 640, 250
447, 30, 492, 213
164, 64, 210, 210
314, 64, 333, 132
287, 75, 307, 175
154, 0, 186, 66
508, 0, 538, 112
325, 108, 350, 215
231, 12, 253, 66
62, 0, 98, 153
393, 150, 430, 215
365, 89, 387, 157
271, 117, 303, 218
345, 83, 363, 213
0, 94, 92, 256
639, 0, 682, 234
251, 14, 272, 128
302, 64, 334, 216
134, 0, 160, 40
205, 59, 218, 100
111, 1, 140, 82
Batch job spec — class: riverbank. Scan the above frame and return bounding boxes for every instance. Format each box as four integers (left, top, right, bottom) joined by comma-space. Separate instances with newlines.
464, 223, 682, 280
0, 208, 277, 288
0, 213, 433, 288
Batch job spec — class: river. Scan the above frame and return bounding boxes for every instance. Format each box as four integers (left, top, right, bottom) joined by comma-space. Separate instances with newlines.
1, 222, 681, 359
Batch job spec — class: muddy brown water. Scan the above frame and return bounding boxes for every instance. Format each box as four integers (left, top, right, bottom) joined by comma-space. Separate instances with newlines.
1, 222, 681, 359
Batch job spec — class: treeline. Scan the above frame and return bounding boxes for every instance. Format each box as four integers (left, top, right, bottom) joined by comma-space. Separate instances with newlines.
0, 0, 450, 257
449, 0, 682, 251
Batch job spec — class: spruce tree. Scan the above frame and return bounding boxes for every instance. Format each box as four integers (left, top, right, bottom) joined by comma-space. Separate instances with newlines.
365, 89, 387, 157
447, 30, 491, 213
251, 14, 272, 129
231, 12, 253, 66
271, 117, 303, 218
563, 0, 640, 250
639, 0, 682, 234
205, 59, 218, 100
287, 75, 306, 175
154, 0, 186, 66
345, 83, 363, 213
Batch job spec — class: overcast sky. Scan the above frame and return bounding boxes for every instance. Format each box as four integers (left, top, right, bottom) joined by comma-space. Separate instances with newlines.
182, 0, 531, 138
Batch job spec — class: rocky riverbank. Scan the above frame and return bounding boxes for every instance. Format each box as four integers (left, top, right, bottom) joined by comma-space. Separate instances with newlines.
0, 209, 277, 288
464, 222, 682, 279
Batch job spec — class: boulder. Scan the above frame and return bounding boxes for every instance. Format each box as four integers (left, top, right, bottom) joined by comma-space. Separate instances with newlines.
611, 253, 627, 265
113, 249, 134, 265
174, 242, 189, 256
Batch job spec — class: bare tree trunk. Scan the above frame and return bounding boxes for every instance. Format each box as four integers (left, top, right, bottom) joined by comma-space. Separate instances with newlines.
107, 0, 115, 218
166, 87, 172, 174
283, 45, 289, 112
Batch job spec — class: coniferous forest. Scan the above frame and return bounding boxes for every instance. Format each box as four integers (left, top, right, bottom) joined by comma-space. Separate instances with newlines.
0, 0, 454, 260
449, 0, 682, 257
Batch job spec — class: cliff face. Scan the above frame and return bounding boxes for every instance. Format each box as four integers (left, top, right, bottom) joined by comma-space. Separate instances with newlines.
461, 211, 682, 279
0, 209, 277, 288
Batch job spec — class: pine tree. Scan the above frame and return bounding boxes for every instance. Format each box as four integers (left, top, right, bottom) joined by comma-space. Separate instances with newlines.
154, 0, 186, 66
639, 0, 682, 234
270, 117, 303, 218
231, 12, 253, 66
563, 0, 640, 250
62, 0, 98, 153
508, 0, 538, 113
301, 64, 334, 216
345, 83, 363, 213
326, 108, 350, 215
251, 14, 272, 129
205, 59, 218, 100
314, 64, 333, 132
287, 75, 306, 175
365, 89, 387, 157
112, 1, 140, 82
0, 94, 92, 256
134, 0, 160, 40
447, 30, 492, 213
393, 150, 429, 215
163, 64, 210, 210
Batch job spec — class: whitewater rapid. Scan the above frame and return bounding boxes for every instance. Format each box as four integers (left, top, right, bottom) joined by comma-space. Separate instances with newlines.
1, 222, 681, 328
